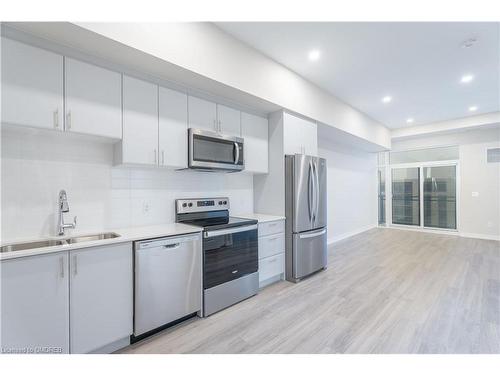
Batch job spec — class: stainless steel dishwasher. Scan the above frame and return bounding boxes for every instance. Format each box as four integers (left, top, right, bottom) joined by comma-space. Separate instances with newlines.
133, 233, 202, 338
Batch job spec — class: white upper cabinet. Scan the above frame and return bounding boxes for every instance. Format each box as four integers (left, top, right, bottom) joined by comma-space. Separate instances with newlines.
159, 86, 188, 169
1, 38, 64, 130
69, 243, 133, 354
241, 112, 268, 174
283, 112, 318, 157
217, 104, 241, 136
65, 58, 122, 139
188, 96, 217, 132
1, 252, 70, 354
121, 76, 159, 166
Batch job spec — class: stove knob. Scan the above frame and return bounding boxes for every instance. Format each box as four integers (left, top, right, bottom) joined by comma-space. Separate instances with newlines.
219, 201, 223, 205
188, 203, 193, 207
223, 200, 227, 205
182, 203, 187, 208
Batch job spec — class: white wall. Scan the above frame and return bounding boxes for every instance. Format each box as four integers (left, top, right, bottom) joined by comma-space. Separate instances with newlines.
318, 140, 378, 244
1, 130, 254, 242
392, 127, 500, 240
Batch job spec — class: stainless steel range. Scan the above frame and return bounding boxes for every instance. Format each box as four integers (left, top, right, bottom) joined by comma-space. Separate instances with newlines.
175, 197, 259, 316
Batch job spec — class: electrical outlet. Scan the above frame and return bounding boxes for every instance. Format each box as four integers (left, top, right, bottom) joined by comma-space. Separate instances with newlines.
487, 221, 493, 228
142, 201, 151, 214
471, 191, 479, 197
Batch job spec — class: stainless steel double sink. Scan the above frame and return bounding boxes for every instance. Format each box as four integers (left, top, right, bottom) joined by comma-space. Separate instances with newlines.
0, 232, 120, 253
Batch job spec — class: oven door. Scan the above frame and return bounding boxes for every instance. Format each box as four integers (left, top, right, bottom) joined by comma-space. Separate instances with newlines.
203, 224, 258, 289
189, 128, 244, 171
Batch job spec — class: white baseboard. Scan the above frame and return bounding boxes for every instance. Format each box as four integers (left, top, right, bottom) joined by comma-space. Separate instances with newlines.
383, 225, 460, 236
381, 225, 499, 242
460, 232, 500, 241
328, 224, 377, 245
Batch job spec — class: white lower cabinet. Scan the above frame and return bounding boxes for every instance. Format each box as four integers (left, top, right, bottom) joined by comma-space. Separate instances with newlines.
0, 243, 133, 354
69, 243, 133, 353
259, 253, 284, 284
1, 252, 70, 354
258, 219, 285, 288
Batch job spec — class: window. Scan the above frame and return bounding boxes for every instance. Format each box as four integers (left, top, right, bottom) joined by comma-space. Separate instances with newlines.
390, 146, 459, 164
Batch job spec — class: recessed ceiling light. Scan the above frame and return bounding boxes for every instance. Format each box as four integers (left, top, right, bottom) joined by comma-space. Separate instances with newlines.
461, 74, 474, 83
406, 118, 414, 124
381, 96, 392, 103
308, 50, 321, 61
469, 106, 478, 112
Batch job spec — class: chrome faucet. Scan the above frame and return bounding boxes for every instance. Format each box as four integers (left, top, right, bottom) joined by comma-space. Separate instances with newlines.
58, 190, 77, 236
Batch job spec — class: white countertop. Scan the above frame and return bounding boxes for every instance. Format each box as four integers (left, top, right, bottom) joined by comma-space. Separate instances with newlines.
0, 223, 202, 261
236, 213, 286, 223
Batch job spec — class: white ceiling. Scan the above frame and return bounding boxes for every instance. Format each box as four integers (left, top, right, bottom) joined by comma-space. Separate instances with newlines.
216, 22, 500, 129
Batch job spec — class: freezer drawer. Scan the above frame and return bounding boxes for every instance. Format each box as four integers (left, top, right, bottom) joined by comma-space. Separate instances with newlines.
290, 228, 327, 281
134, 233, 202, 336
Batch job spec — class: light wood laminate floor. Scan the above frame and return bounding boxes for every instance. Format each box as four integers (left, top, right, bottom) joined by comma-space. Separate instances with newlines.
121, 228, 500, 354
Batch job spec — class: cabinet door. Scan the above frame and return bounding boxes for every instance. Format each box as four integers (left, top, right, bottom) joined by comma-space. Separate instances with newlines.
65, 58, 122, 139
1, 252, 69, 354
241, 112, 268, 173
122, 76, 159, 165
283, 112, 305, 155
159, 86, 188, 168
217, 104, 241, 136
1, 38, 63, 130
303, 121, 318, 157
188, 96, 217, 132
283, 112, 317, 156
69, 243, 133, 354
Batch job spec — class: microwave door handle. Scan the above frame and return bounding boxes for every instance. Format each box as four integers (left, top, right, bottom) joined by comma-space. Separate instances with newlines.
234, 142, 239, 164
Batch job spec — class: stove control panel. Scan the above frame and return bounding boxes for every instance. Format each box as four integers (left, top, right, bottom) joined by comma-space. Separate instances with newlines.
176, 197, 229, 214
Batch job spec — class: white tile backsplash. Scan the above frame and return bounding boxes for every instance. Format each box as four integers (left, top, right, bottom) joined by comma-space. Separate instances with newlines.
1, 130, 254, 242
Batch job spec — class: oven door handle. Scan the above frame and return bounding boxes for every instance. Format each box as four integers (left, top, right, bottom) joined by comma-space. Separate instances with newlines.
204, 224, 258, 238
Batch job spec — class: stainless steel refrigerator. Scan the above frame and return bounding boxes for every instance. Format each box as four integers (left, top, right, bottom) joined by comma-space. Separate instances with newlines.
285, 154, 327, 282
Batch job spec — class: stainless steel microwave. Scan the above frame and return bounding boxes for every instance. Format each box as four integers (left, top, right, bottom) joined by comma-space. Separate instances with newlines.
188, 128, 244, 172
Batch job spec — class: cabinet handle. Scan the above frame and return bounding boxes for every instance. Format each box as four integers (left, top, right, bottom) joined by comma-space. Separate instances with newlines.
53, 109, 59, 129
162, 150, 165, 166
218, 119, 222, 133
66, 111, 72, 130
73, 255, 78, 276
59, 256, 65, 278
154, 149, 157, 164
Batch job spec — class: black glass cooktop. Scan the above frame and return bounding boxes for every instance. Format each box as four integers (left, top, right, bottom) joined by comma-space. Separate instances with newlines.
177, 210, 257, 231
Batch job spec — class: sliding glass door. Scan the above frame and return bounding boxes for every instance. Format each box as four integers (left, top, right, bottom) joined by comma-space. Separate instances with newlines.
390, 164, 457, 230
423, 165, 457, 229
392, 167, 420, 226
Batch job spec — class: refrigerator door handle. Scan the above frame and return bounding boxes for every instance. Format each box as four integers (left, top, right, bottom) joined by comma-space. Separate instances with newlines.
308, 161, 313, 223
314, 160, 320, 224
311, 161, 317, 224
299, 228, 326, 239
